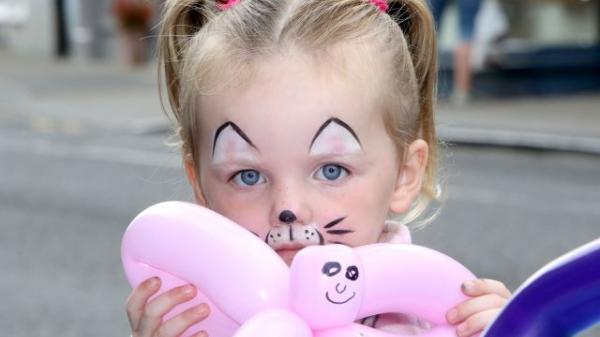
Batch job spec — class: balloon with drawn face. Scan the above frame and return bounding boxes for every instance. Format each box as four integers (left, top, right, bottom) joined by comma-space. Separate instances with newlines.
122, 202, 474, 337
290, 245, 364, 330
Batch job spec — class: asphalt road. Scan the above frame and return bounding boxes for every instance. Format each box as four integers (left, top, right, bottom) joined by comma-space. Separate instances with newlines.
1, 126, 599, 337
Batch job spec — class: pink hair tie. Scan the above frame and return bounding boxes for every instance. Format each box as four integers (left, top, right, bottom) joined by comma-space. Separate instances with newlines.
370, 0, 389, 12
216, 0, 240, 11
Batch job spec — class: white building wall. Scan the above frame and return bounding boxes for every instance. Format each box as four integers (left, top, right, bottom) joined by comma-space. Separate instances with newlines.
1, 0, 54, 57
0, 0, 118, 59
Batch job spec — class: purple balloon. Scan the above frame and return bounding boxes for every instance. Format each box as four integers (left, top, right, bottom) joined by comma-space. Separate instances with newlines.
483, 238, 600, 337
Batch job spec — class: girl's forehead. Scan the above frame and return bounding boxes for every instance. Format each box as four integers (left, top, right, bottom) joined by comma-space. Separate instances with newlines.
199, 53, 385, 149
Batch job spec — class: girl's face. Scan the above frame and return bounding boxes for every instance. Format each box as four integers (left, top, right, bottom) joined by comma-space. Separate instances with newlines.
188, 55, 426, 265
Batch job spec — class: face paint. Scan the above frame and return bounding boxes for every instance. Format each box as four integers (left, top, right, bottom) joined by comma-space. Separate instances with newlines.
198, 57, 397, 264
266, 223, 324, 265
265, 216, 352, 248
278, 210, 297, 224
266, 216, 355, 264
212, 122, 258, 164
309, 118, 362, 156
326, 229, 355, 235
324, 217, 346, 229
266, 224, 324, 249
323, 216, 354, 237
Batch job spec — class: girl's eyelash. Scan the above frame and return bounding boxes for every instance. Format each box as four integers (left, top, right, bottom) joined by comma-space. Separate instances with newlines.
318, 162, 350, 172
227, 171, 239, 182
228, 169, 257, 179
314, 163, 351, 181
227, 170, 247, 183
229, 169, 266, 187
228, 171, 241, 182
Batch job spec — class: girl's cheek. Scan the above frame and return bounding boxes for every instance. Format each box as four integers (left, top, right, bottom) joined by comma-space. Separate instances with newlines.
209, 192, 269, 236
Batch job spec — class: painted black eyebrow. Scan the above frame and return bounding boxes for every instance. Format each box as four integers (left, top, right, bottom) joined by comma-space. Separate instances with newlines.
309, 117, 362, 150
212, 121, 257, 157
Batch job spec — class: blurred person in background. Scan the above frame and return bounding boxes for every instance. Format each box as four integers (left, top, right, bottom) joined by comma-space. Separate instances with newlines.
429, 0, 482, 105
112, 0, 154, 65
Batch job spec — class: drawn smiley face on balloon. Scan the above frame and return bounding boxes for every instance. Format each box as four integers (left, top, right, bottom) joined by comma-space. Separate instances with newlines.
290, 245, 364, 330
322, 261, 360, 305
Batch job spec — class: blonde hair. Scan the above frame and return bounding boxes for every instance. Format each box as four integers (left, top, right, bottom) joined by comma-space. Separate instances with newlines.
158, 0, 440, 226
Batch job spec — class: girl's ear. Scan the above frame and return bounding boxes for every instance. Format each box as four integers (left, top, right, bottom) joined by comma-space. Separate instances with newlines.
184, 156, 208, 207
389, 139, 429, 214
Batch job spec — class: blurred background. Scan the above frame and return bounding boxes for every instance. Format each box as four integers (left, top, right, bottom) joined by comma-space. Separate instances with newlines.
1, 0, 599, 336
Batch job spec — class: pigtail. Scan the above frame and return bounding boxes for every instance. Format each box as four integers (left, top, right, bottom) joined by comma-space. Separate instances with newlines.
158, 0, 216, 125
389, 0, 439, 201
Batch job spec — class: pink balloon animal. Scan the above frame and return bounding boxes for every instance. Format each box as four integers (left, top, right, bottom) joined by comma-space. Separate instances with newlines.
122, 201, 475, 337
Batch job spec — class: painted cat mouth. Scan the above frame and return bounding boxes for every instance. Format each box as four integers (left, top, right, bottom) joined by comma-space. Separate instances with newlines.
325, 291, 355, 304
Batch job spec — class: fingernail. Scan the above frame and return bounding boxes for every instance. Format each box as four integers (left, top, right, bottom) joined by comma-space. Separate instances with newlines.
447, 308, 458, 323
148, 277, 159, 286
182, 284, 195, 295
457, 323, 468, 334
193, 304, 209, 316
462, 280, 474, 291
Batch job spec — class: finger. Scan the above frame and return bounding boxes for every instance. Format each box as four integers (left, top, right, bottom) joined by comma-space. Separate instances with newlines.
456, 309, 500, 337
462, 279, 511, 298
136, 284, 197, 337
190, 331, 208, 337
157, 304, 210, 337
125, 277, 161, 330
447, 293, 507, 324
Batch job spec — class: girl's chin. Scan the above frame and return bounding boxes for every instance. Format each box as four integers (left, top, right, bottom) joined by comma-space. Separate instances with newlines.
277, 249, 301, 266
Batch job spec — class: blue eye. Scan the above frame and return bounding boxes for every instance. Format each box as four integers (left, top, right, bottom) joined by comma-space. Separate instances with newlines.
232, 170, 265, 186
316, 164, 348, 181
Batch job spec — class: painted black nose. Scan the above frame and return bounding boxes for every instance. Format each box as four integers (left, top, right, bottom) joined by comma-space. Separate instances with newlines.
278, 210, 297, 224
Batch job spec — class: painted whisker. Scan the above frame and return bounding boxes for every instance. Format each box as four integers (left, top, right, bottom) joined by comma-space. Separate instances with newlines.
326, 229, 354, 235
324, 216, 346, 229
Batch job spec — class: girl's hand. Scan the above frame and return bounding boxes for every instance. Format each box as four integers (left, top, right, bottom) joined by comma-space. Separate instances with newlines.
126, 277, 210, 337
446, 278, 512, 337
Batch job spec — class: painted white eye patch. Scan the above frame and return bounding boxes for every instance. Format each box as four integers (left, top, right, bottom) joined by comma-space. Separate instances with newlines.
212, 122, 258, 164
309, 118, 362, 156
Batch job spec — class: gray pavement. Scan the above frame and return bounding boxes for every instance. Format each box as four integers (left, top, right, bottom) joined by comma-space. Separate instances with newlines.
0, 51, 166, 135
2, 50, 600, 153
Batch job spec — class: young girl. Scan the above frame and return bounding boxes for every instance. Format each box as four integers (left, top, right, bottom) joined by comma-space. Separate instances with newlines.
125, 0, 511, 336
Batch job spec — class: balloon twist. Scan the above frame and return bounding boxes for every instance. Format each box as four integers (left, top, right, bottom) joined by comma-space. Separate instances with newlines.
122, 201, 476, 337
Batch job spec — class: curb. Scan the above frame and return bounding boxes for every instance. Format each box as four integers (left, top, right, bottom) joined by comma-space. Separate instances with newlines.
438, 126, 600, 155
